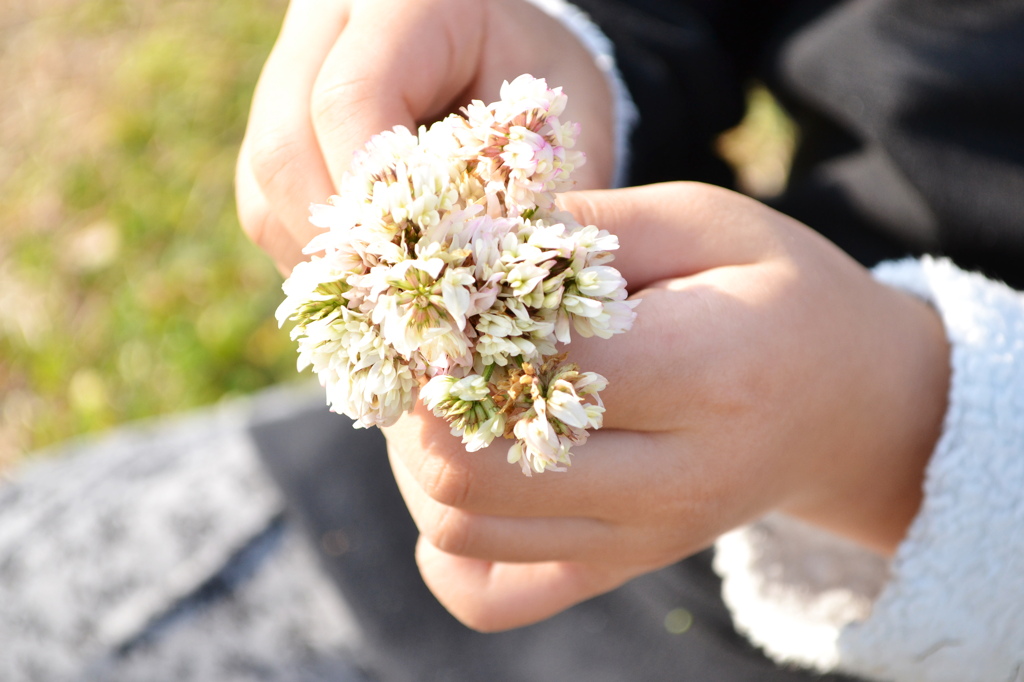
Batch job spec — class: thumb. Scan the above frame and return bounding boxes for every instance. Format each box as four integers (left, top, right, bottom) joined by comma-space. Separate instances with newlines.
310, 0, 485, 189
556, 182, 782, 288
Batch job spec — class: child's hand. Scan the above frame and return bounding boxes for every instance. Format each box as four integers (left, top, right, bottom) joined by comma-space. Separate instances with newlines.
383, 182, 951, 631
236, 0, 616, 272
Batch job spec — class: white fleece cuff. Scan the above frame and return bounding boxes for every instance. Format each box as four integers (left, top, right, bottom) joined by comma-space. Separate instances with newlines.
520, 0, 638, 188
715, 257, 1024, 681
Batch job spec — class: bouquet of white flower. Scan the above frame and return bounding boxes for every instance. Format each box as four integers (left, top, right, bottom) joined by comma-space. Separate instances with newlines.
277, 75, 637, 475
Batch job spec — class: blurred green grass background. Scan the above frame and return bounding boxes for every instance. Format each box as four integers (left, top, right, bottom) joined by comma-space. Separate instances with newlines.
1, 0, 293, 467
0, 0, 794, 470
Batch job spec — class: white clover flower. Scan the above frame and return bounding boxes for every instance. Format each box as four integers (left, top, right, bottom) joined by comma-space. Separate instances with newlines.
499, 73, 569, 123
571, 223, 620, 253
462, 413, 506, 452
575, 265, 627, 298
562, 294, 604, 319
350, 126, 420, 183
337, 349, 416, 428
420, 374, 460, 412
507, 428, 573, 476
573, 370, 608, 396
279, 74, 637, 475
275, 258, 346, 326
526, 220, 577, 258
512, 410, 565, 470
505, 261, 550, 298
475, 334, 521, 367
569, 295, 639, 340
288, 307, 417, 428
449, 375, 490, 402
454, 75, 585, 215
421, 373, 507, 451
439, 267, 475, 329
501, 127, 552, 176
546, 385, 590, 429
476, 311, 517, 338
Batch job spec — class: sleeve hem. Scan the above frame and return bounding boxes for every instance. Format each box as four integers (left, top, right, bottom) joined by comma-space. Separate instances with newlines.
519, 0, 638, 188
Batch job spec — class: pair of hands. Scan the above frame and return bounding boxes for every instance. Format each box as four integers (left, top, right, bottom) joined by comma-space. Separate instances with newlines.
237, 0, 950, 632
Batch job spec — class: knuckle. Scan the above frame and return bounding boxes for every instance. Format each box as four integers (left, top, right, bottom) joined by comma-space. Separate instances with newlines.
311, 76, 380, 140
423, 506, 474, 557
310, 80, 345, 127
706, 354, 765, 417
668, 180, 726, 205
311, 77, 363, 129
558, 191, 598, 227
418, 452, 475, 508
247, 129, 306, 191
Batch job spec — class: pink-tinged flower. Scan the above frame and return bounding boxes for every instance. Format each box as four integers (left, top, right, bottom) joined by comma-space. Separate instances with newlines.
501, 126, 553, 177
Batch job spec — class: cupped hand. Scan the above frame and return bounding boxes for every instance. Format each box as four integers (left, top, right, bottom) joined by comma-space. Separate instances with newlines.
383, 182, 951, 632
236, 0, 616, 272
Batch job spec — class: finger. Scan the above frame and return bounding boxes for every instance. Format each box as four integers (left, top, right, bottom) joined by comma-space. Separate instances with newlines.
236, 138, 309, 273
556, 182, 794, 288
415, 537, 634, 632
564, 283, 739, 430
311, 0, 484, 188
243, 0, 344, 262
391, 449, 618, 563
384, 403, 689, 520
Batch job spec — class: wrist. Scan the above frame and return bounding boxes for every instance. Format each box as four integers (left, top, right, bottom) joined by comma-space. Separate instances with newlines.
726, 258, 1024, 679
857, 285, 950, 553
782, 269, 950, 555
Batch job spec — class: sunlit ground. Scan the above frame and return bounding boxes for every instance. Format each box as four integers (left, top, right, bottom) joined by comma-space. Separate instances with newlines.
0, 0, 292, 468
0, 0, 793, 470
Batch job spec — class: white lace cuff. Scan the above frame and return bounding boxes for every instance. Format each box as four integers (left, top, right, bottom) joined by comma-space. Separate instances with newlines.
520, 0, 638, 188
715, 257, 1024, 681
